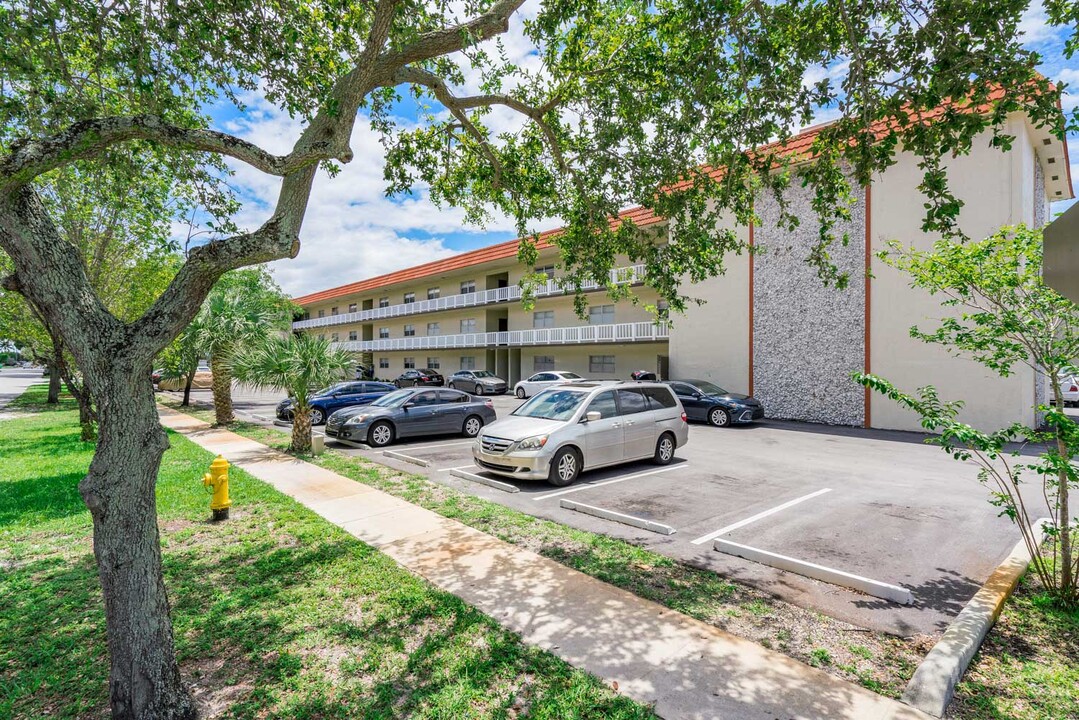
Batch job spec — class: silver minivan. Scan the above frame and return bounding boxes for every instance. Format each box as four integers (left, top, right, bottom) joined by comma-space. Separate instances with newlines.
473, 381, 689, 486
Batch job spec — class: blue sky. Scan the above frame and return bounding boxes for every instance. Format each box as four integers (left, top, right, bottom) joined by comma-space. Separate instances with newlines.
202, 1, 1079, 297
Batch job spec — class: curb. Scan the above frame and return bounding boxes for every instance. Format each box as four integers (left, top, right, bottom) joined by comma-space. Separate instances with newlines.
713, 539, 914, 605
560, 499, 676, 535
383, 450, 431, 467
450, 468, 520, 493
901, 519, 1051, 717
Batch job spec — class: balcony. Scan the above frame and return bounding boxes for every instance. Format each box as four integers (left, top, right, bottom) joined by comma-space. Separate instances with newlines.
331, 321, 669, 352
293, 264, 647, 330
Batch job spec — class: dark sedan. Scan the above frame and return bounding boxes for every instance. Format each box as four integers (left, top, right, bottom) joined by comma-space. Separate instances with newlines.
665, 379, 764, 427
325, 387, 497, 447
447, 369, 507, 395
276, 381, 397, 425
394, 368, 444, 387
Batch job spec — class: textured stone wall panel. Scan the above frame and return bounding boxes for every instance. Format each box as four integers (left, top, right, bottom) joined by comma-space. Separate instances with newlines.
754, 183, 866, 425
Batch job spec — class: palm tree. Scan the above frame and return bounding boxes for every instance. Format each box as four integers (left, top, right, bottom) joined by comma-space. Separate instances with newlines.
231, 333, 354, 453
194, 288, 281, 424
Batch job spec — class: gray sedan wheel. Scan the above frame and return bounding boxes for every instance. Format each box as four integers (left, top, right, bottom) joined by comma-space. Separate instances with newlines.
368, 421, 395, 447
547, 447, 580, 487
463, 415, 484, 437
708, 407, 731, 427
474, 384, 484, 396
448, 382, 456, 390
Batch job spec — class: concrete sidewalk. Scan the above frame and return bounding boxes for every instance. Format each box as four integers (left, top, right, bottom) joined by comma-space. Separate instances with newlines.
159, 405, 927, 720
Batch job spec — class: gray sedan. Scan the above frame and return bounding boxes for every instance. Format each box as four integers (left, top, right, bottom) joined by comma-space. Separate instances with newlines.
447, 369, 508, 395
325, 387, 497, 447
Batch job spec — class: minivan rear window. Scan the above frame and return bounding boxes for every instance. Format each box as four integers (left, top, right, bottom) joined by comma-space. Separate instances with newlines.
642, 387, 677, 409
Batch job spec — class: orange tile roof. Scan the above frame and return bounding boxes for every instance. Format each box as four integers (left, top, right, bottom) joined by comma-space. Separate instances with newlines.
292, 205, 665, 305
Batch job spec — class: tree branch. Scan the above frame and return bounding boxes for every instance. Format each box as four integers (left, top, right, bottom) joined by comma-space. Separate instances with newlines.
0, 116, 344, 191
376, 0, 526, 71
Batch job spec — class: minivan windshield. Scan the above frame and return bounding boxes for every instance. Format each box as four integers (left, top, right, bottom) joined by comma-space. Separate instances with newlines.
512, 388, 587, 421
695, 381, 729, 395
370, 389, 413, 408
473, 370, 495, 378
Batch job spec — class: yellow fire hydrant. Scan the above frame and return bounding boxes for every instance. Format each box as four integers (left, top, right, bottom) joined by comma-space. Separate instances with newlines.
203, 455, 231, 521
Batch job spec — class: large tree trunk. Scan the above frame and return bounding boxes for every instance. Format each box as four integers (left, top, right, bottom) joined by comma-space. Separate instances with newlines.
209, 354, 233, 425
78, 368, 195, 720
291, 405, 312, 453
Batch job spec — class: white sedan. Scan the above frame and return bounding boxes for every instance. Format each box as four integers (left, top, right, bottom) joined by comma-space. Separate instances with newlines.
1057, 375, 1079, 406
513, 371, 585, 398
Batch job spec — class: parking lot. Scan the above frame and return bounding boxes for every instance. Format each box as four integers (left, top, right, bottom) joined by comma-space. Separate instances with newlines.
184, 386, 1032, 637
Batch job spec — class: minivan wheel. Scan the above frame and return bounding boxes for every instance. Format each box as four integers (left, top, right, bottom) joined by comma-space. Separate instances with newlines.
708, 407, 731, 427
368, 421, 395, 447
463, 415, 484, 437
547, 447, 580, 487
310, 407, 325, 425
654, 433, 676, 465
516, 387, 526, 399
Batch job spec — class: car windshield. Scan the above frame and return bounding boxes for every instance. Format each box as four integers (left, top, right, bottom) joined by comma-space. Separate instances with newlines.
473, 370, 495, 378
512, 389, 588, 421
370, 389, 413, 408
694, 381, 729, 395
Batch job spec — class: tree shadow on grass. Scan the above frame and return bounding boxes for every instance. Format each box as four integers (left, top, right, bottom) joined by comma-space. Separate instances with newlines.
0, 472, 89, 528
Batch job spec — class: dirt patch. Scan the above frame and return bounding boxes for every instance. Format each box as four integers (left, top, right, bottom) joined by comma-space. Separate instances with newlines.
161, 519, 194, 533
182, 654, 255, 718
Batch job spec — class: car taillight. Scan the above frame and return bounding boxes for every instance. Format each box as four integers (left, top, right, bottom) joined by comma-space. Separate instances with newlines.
484, 400, 494, 407
1070, 385, 1077, 393
681, 412, 687, 422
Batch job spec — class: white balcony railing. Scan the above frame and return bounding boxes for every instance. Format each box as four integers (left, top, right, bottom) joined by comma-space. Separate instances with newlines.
293, 264, 647, 330
330, 321, 669, 353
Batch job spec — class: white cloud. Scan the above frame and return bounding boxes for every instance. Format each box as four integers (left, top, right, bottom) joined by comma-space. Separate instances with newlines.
1019, 2, 1055, 45
1057, 68, 1079, 111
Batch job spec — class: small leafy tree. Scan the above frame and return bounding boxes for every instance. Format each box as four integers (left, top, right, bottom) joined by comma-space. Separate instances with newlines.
193, 268, 293, 425
858, 225, 1079, 607
231, 333, 354, 453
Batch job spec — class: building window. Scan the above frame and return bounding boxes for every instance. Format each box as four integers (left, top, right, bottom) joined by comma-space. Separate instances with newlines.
657, 299, 670, 320
535, 264, 556, 279
460, 318, 477, 333
588, 304, 615, 325
404, 324, 415, 337
460, 280, 476, 294
427, 287, 440, 300
533, 310, 555, 328
379, 297, 389, 308
330, 332, 338, 342
379, 357, 389, 369
403, 292, 415, 304
317, 309, 325, 318
534, 355, 556, 371
460, 356, 476, 370
589, 354, 615, 374
348, 330, 357, 341
426, 357, 440, 369
331, 306, 339, 316
404, 357, 416, 369
379, 327, 390, 339
427, 322, 440, 336
348, 303, 357, 313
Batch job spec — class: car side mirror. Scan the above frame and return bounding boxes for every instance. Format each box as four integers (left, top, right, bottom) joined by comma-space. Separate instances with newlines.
583, 411, 601, 423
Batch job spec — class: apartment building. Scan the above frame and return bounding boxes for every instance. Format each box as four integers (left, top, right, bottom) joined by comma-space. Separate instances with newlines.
293, 109, 1071, 432
292, 207, 672, 385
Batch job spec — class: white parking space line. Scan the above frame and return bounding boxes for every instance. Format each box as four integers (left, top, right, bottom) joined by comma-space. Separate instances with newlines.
689, 488, 833, 545
532, 464, 686, 501
450, 468, 520, 493
399, 440, 475, 451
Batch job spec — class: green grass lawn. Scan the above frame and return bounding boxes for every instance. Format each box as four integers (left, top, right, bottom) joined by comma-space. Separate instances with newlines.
949, 572, 1079, 720
0, 391, 655, 719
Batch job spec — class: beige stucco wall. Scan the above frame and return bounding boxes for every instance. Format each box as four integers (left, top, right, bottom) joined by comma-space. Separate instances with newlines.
668, 217, 752, 394
869, 115, 1038, 432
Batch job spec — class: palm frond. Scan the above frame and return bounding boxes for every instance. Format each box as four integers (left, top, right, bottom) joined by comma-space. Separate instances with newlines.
231, 333, 354, 407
